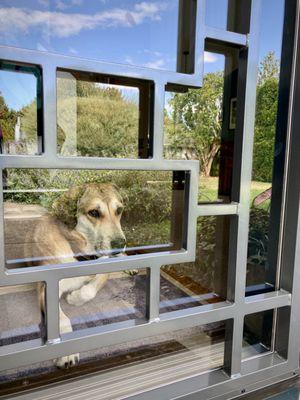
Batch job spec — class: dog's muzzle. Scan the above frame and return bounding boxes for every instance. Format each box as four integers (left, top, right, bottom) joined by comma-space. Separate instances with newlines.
110, 237, 126, 256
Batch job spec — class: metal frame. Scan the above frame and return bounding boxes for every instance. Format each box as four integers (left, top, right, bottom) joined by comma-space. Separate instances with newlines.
0, 0, 299, 399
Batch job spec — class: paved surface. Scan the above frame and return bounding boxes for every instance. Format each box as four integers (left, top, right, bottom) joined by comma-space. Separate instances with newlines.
266, 386, 300, 399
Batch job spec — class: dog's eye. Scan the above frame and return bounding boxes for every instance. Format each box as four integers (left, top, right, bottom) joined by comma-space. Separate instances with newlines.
116, 207, 123, 216
88, 209, 101, 218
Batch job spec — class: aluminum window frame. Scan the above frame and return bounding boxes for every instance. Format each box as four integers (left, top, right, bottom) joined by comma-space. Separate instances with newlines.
0, 0, 299, 399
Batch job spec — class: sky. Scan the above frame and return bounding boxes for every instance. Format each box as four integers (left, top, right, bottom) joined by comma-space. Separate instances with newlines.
0, 0, 285, 111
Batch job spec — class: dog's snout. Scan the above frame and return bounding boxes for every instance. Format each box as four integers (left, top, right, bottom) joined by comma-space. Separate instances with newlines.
111, 237, 126, 254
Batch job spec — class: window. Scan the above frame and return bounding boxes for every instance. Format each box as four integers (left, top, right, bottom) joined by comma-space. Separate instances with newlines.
0, 0, 298, 399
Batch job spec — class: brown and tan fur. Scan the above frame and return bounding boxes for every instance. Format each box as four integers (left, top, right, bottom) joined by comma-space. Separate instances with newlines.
25, 183, 126, 368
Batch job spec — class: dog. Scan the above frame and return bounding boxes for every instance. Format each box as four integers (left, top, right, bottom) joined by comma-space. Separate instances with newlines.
25, 183, 126, 368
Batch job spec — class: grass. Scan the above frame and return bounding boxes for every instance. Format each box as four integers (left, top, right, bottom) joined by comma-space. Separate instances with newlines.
199, 176, 271, 208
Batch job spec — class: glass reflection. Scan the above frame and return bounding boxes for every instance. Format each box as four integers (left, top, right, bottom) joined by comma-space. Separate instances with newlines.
246, 0, 285, 292
3, 169, 187, 269
60, 270, 147, 334
160, 216, 230, 313
57, 70, 142, 158
0, 283, 44, 347
0, 0, 179, 71
0, 323, 226, 389
0, 62, 42, 155
242, 310, 274, 359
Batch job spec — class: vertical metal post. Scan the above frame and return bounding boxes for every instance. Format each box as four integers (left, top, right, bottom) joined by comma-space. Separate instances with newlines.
146, 265, 161, 322
43, 63, 58, 160
177, 0, 197, 74
45, 279, 60, 343
152, 82, 165, 160
225, 0, 262, 377
138, 82, 154, 159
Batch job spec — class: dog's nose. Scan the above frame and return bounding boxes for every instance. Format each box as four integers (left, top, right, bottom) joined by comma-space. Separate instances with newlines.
110, 237, 126, 255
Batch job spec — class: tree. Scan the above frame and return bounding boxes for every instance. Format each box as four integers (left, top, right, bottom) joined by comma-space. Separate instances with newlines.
56, 80, 139, 157
166, 72, 223, 177
258, 51, 280, 86
0, 93, 17, 141
252, 52, 280, 182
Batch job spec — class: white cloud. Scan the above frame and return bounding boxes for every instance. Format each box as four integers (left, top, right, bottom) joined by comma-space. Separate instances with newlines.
125, 56, 134, 65
0, 2, 166, 38
68, 46, 78, 54
143, 58, 165, 69
204, 52, 218, 63
37, 42, 47, 51
143, 49, 162, 57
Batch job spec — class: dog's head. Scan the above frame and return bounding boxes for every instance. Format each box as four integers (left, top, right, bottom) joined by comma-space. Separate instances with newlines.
52, 183, 126, 256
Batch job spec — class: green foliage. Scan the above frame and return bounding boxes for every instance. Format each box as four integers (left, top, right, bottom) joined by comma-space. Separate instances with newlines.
166, 72, 224, 176
4, 169, 172, 225
252, 77, 278, 182
248, 208, 270, 266
57, 79, 138, 157
258, 51, 280, 86
0, 93, 17, 141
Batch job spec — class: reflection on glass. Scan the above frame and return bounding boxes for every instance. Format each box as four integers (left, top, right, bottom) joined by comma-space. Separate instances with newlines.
164, 53, 226, 203
0, 323, 226, 392
0, 62, 42, 155
0, 1, 179, 71
0, 283, 44, 347
246, 0, 285, 292
242, 310, 274, 359
160, 216, 230, 313
3, 169, 187, 269
57, 71, 143, 158
60, 270, 147, 334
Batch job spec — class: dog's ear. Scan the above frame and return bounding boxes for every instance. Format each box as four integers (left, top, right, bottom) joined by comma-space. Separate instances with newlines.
110, 183, 128, 206
51, 186, 86, 229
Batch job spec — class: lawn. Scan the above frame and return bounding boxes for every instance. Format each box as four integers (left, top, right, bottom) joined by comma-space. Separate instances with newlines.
199, 176, 271, 208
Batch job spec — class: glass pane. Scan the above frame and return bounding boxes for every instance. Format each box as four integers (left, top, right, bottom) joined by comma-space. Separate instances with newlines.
57, 70, 147, 158
242, 310, 274, 359
0, 283, 44, 347
164, 53, 228, 203
1, 1, 179, 72
0, 321, 227, 394
60, 269, 147, 335
160, 216, 230, 313
4, 169, 187, 269
0, 62, 42, 155
246, 0, 285, 292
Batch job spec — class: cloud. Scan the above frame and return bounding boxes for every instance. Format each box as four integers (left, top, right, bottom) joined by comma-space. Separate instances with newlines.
125, 56, 134, 65
68, 46, 78, 54
37, 42, 47, 51
204, 52, 218, 63
0, 2, 166, 38
143, 58, 165, 69
143, 49, 162, 57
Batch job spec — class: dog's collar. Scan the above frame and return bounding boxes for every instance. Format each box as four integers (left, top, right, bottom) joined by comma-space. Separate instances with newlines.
75, 254, 99, 262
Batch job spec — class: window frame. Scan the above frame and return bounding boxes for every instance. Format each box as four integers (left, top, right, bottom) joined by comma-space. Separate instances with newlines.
0, 0, 299, 399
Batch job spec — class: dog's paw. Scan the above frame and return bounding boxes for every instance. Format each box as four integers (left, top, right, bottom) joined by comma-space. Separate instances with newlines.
66, 285, 96, 306
55, 353, 80, 369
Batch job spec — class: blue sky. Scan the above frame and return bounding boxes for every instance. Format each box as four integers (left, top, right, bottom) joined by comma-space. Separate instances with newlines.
0, 0, 285, 110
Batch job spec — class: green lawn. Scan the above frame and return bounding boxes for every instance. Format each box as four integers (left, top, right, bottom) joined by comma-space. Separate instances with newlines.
199, 176, 271, 208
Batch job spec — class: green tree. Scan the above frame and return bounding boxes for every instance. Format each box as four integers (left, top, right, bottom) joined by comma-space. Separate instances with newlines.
0, 93, 17, 141
57, 80, 138, 157
166, 72, 224, 176
258, 51, 280, 86
252, 52, 280, 182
